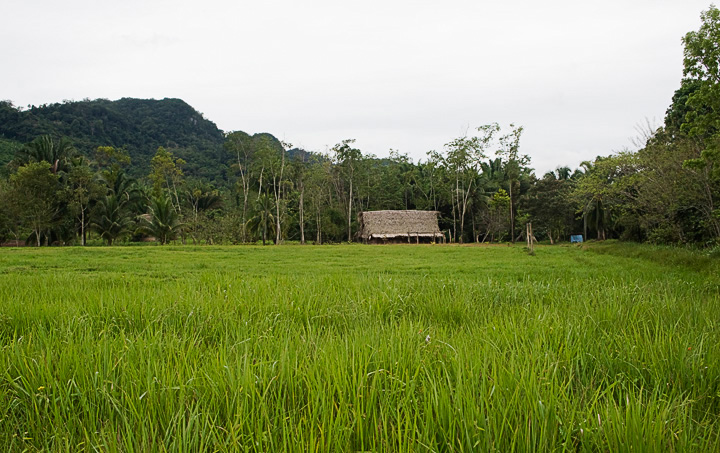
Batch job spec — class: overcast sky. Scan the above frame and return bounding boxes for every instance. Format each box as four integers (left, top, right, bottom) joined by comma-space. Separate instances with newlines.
0, 0, 712, 173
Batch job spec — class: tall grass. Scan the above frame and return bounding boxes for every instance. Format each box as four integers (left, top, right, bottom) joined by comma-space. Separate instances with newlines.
0, 244, 718, 451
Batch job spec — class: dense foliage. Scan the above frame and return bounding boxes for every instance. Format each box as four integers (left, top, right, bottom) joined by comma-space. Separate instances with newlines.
1, 6, 720, 247
0, 97, 228, 183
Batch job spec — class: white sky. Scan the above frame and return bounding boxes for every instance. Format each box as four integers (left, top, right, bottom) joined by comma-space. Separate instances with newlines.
0, 0, 712, 173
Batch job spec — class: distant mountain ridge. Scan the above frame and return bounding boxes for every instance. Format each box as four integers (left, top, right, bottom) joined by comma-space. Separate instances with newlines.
0, 97, 244, 183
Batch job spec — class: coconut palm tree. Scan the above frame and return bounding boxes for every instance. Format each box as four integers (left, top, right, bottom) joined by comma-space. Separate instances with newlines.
99, 169, 142, 207
246, 194, 275, 245
138, 196, 184, 245
91, 194, 133, 245
16, 135, 76, 175
543, 166, 573, 181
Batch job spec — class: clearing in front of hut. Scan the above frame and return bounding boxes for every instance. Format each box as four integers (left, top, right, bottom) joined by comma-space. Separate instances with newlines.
0, 242, 718, 451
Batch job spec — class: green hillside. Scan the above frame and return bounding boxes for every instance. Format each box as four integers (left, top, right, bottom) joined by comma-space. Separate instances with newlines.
0, 98, 277, 183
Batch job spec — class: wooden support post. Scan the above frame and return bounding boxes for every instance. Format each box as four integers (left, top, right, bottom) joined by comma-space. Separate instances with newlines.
526, 223, 530, 249
527, 222, 534, 254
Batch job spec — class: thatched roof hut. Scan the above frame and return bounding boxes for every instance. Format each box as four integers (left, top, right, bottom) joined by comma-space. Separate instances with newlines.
358, 210, 444, 244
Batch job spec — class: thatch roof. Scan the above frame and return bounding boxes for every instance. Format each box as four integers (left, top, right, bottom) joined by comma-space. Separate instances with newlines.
358, 210, 443, 240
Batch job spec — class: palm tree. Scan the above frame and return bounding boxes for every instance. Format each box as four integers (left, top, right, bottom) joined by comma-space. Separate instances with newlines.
582, 198, 612, 240
187, 189, 222, 215
481, 158, 506, 191
16, 135, 76, 175
543, 166, 573, 181
99, 169, 142, 207
138, 196, 183, 245
186, 188, 222, 244
575, 159, 616, 240
91, 194, 133, 245
246, 194, 275, 245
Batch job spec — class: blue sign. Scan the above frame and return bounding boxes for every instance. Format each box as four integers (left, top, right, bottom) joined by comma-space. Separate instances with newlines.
570, 235, 583, 243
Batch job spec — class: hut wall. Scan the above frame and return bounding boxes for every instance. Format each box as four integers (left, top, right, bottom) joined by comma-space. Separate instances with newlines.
367, 235, 438, 244
358, 210, 443, 244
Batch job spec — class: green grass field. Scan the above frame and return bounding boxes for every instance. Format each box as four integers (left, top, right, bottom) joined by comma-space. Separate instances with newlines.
0, 243, 719, 451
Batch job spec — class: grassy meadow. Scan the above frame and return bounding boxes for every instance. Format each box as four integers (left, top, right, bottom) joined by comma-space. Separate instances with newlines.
0, 242, 719, 451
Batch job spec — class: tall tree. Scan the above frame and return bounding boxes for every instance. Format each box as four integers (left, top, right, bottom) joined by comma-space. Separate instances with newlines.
444, 125, 495, 242
305, 157, 333, 244
95, 146, 131, 182
496, 124, 528, 243
9, 162, 59, 246
332, 139, 362, 242
247, 194, 275, 245
64, 157, 103, 245
186, 186, 222, 244
525, 172, 575, 243
681, 5, 720, 141
679, 6, 720, 239
632, 132, 705, 242
91, 169, 142, 246
224, 131, 255, 242
291, 151, 309, 244
149, 147, 185, 213
481, 189, 511, 242
414, 151, 444, 211
254, 137, 288, 245
572, 154, 638, 241
0, 180, 14, 243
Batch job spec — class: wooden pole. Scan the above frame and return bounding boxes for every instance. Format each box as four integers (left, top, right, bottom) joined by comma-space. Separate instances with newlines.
529, 222, 534, 254
526, 223, 530, 249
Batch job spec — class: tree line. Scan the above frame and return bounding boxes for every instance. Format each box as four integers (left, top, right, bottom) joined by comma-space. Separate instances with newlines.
1, 6, 719, 247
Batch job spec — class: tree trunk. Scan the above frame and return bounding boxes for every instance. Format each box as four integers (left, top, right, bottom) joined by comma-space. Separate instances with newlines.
167, 175, 181, 215
509, 181, 515, 243
458, 178, 473, 244
275, 197, 281, 245
299, 188, 305, 245
192, 206, 198, 245
525, 223, 534, 252
705, 182, 720, 238
237, 147, 250, 243
262, 216, 267, 246
365, 172, 371, 212
472, 214, 477, 243
451, 191, 457, 243
316, 209, 322, 245
81, 208, 86, 246
455, 174, 461, 243
275, 151, 285, 245
347, 178, 353, 242
242, 189, 248, 243
482, 230, 490, 243
459, 214, 465, 243
257, 168, 264, 201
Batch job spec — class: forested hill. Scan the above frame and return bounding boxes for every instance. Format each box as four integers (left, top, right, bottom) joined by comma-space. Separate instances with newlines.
0, 98, 242, 182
